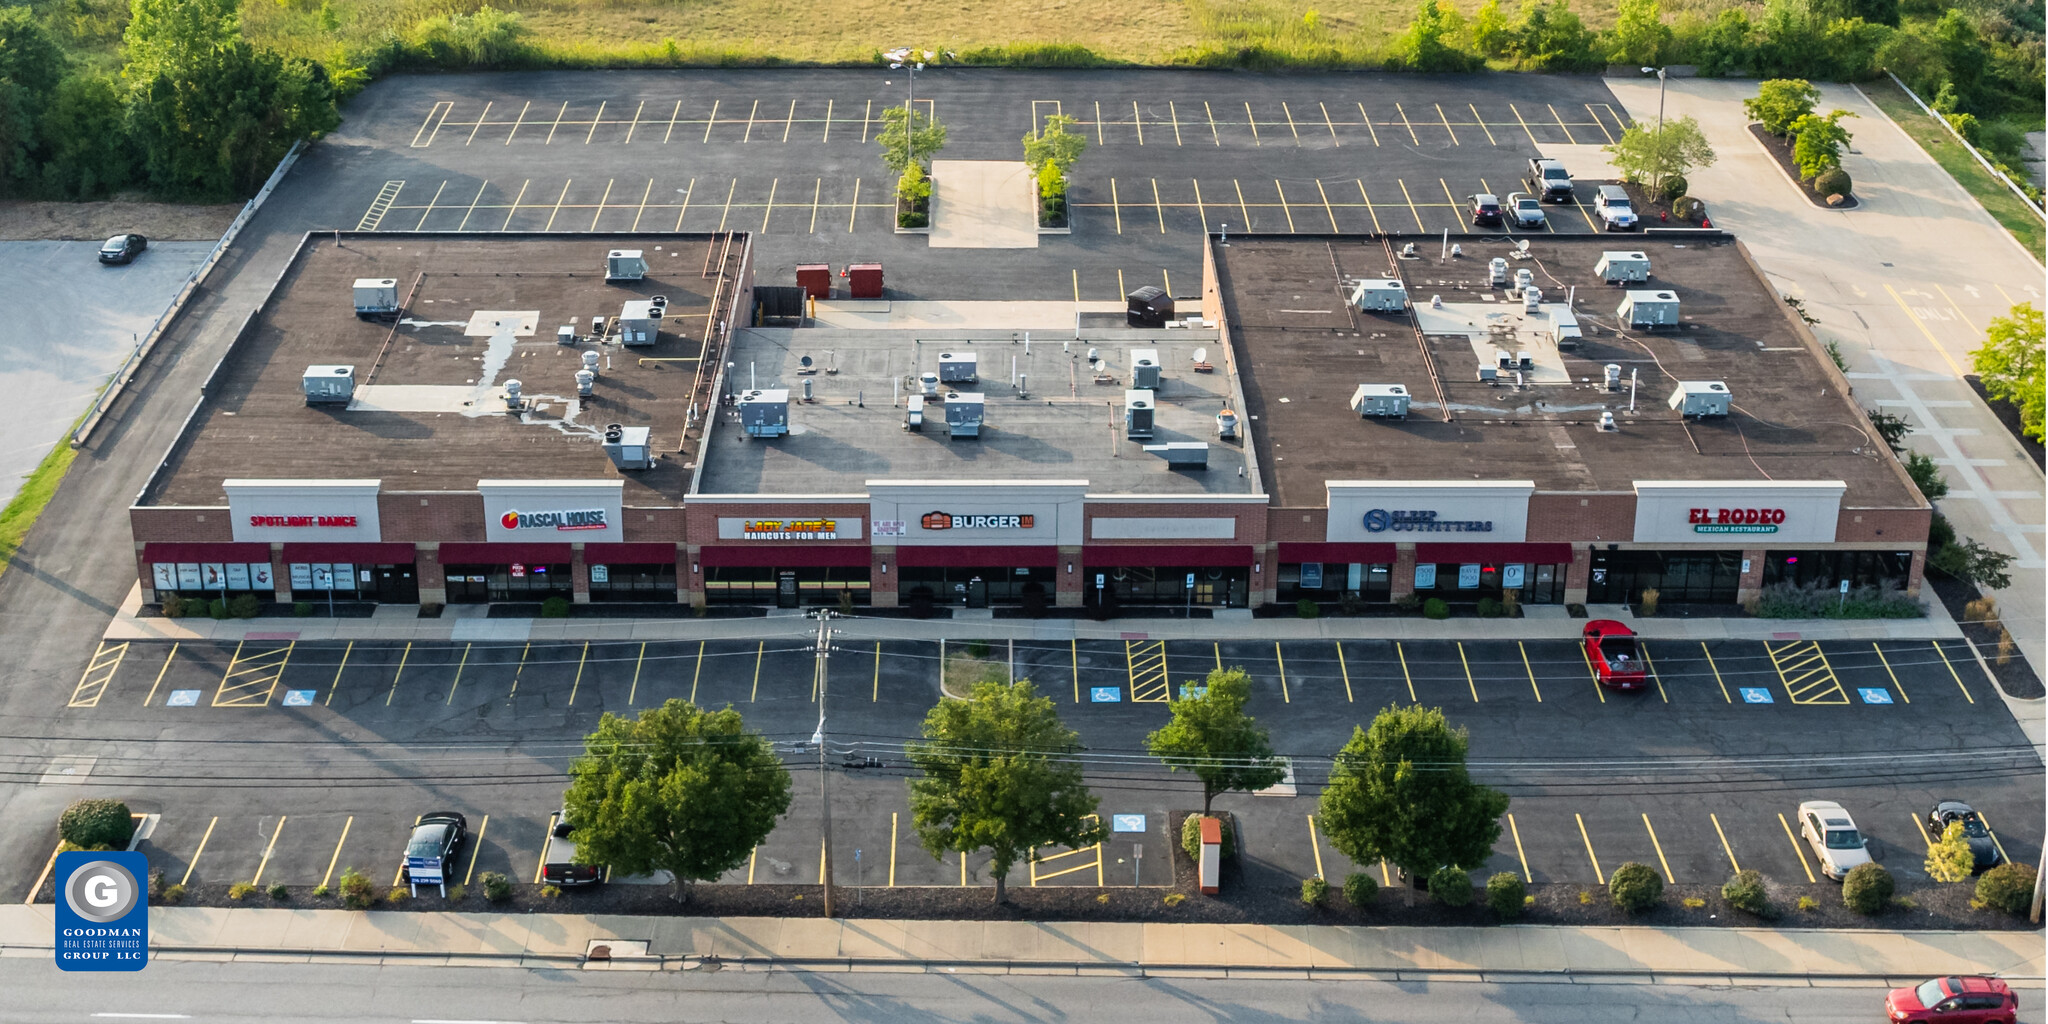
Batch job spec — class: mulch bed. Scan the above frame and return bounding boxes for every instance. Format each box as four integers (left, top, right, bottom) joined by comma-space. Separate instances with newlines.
1747, 123, 1859, 209
1613, 180, 1709, 229
1965, 374, 2046, 470
1926, 571, 2044, 699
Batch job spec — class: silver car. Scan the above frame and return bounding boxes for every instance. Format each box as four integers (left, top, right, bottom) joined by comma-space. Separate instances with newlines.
1507, 192, 1546, 229
1797, 800, 1873, 880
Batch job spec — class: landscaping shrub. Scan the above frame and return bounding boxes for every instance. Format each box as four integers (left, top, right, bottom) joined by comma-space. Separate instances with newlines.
1673, 196, 1706, 221
1301, 876, 1329, 906
1797, 895, 1818, 912
228, 882, 256, 900
1608, 861, 1664, 912
1638, 587, 1660, 617
161, 594, 187, 618
1475, 597, 1502, 618
1180, 813, 1234, 860
539, 596, 571, 618
293, 601, 315, 617
1813, 167, 1851, 198
1721, 869, 1773, 916
1753, 579, 1922, 618
1422, 598, 1450, 620
228, 593, 261, 619
1486, 871, 1526, 919
313, 884, 332, 898
1842, 863, 1894, 915
1427, 866, 1473, 907
1296, 597, 1320, 619
965, 640, 991, 659
1343, 872, 1378, 908
481, 871, 513, 903
159, 884, 185, 904
386, 885, 411, 904
446, 884, 466, 901
59, 798, 134, 850
1658, 175, 1688, 202
337, 867, 373, 909
267, 883, 290, 900
208, 597, 229, 619
1974, 862, 2036, 916
540, 884, 563, 898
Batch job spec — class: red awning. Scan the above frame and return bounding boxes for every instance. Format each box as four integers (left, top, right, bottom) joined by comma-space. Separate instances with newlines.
438, 543, 573, 565
142, 543, 272, 563
585, 543, 679, 564
698, 545, 871, 568
1416, 543, 1574, 563
895, 546, 1057, 568
281, 543, 417, 564
1083, 545, 1255, 568
1276, 542, 1397, 564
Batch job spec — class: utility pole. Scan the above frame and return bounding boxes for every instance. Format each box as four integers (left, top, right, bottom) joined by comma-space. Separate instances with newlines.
810, 609, 839, 917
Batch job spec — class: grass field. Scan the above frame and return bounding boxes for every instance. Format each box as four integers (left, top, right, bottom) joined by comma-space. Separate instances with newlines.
1861, 78, 2046, 264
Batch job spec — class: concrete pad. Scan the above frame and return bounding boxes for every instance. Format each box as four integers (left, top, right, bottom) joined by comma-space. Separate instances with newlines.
276, 909, 355, 950
893, 918, 992, 961
835, 918, 914, 960
986, 921, 1140, 964
339, 910, 427, 950
149, 907, 233, 947
928, 161, 1037, 249
1532, 144, 1627, 183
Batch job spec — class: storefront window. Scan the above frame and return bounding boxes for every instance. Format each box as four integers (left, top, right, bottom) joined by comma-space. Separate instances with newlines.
705, 566, 869, 606
1088, 566, 1249, 608
1763, 551, 1912, 591
441, 563, 570, 603
588, 563, 677, 602
1277, 563, 1392, 604
1413, 561, 1564, 604
152, 562, 274, 599
1587, 550, 1743, 605
901, 567, 1050, 608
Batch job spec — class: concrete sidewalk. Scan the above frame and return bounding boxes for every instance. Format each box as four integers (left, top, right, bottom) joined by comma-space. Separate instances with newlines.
0, 904, 2038, 980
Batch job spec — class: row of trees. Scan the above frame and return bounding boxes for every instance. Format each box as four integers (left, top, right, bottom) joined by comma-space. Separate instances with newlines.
564, 669, 1508, 904
0, 0, 339, 199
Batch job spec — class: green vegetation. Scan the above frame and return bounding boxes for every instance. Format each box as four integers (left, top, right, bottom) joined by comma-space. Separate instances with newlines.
1608, 861, 1663, 911
480, 870, 512, 902
1973, 861, 2036, 915
1300, 875, 1329, 906
1752, 579, 1923, 617
1841, 862, 1894, 914
1145, 667, 1286, 812
1344, 871, 1380, 907
1318, 705, 1508, 906
1862, 80, 2044, 261
1607, 116, 1715, 194
1181, 811, 1236, 859
59, 798, 134, 850
1721, 868, 1773, 916
336, 866, 372, 908
1972, 303, 2044, 443
1923, 819, 1976, 884
1485, 871, 1525, 918
1745, 78, 1821, 134
1789, 109, 1856, 177
564, 699, 794, 901
0, 425, 80, 581
1427, 865, 1473, 906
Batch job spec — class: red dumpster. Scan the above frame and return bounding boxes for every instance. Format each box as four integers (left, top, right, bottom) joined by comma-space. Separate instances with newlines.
796, 264, 831, 299
846, 263, 883, 299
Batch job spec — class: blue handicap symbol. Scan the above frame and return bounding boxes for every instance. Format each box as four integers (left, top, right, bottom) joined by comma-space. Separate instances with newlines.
1178, 683, 1209, 699
1112, 814, 1147, 833
166, 689, 200, 707
1090, 687, 1122, 703
1739, 687, 1774, 704
1857, 688, 1894, 705
282, 689, 316, 707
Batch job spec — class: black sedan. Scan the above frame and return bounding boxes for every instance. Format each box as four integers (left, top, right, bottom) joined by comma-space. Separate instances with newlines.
1926, 801, 2002, 871
98, 233, 147, 265
400, 811, 467, 881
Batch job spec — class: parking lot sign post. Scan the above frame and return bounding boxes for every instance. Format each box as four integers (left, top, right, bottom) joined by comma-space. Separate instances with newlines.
1134, 843, 1142, 886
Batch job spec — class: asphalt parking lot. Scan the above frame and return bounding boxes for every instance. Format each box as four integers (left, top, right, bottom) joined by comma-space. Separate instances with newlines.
27, 634, 2041, 901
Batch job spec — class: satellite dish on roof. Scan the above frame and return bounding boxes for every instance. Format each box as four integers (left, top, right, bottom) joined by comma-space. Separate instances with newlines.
1516, 239, 1531, 253
1193, 347, 1208, 364
800, 355, 813, 368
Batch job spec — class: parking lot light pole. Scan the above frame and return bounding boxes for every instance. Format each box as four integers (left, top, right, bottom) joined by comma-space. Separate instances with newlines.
811, 609, 839, 917
1640, 66, 1667, 130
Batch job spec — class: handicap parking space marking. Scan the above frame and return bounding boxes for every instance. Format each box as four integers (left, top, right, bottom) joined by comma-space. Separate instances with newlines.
1739, 687, 1774, 704
1856, 687, 1894, 705
282, 689, 316, 707
1090, 686, 1122, 703
1112, 814, 1146, 833
167, 689, 201, 707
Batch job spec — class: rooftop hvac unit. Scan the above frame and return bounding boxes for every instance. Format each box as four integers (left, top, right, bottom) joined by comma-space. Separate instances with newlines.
1131, 349, 1162, 389
1545, 304, 1584, 349
1477, 364, 1499, 382
1216, 408, 1239, 439
617, 300, 660, 345
1127, 286, 1173, 326
1124, 389, 1155, 439
1618, 289, 1680, 328
1668, 380, 1732, 418
303, 364, 355, 405
352, 278, 399, 319
556, 324, 577, 346
918, 372, 939, 396
1350, 278, 1408, 311
905, 394, 926, 431
738, 389, 790, 438
1513, 268, 1535, 295
945, 392, 985, 439
1143, 442, 1211, 468
1488, 258, 1509, 288
1595, 250, 1651, 284
602, 424, 654, 470
605, 249, 647, 282
938, 351, 978, 384
1350, 383, 1410, 419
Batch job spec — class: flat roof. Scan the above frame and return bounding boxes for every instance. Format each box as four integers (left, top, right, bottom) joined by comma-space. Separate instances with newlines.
1216, 235, 1919, 509
145, 234, 742, 506
695, 327, 1255, 496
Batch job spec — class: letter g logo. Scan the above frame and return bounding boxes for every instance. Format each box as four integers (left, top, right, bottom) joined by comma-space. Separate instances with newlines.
63, 861, 138, 924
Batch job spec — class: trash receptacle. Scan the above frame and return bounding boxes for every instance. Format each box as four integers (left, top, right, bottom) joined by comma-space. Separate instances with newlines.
847, 263, 884, 299
796, 264, 831, 299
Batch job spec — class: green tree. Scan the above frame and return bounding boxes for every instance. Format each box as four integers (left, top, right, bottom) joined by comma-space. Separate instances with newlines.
1924, 819, 1975, 883
1505, 0, 1599, 71
59, 798, 134, 849
1318, 706, 1509, 905
1929, 537, 2015, 591
1972, 303, 2044, 443
1604, 115, 1715, 192
1022, 113, 1085, 173
1904, 452, 1948, 501
1743, 78, 1819, 135
1789, 109, 1855, 178
37, 72, 136, 198
1689, 8, 1754, 77
907, 679, 1105, 903
0, 7, 70, 185
563, 699, 793, 900
1145, 667, 1286, 813
1605, 0, 1670, 65
1466, 0, 1514, 57
1392, 0, 1476, 72
127, 41, 338, 198
406, 5, 528, 68
1864, 408, 1910, 454
122, 0, 241, 80
876, 104, 946, 173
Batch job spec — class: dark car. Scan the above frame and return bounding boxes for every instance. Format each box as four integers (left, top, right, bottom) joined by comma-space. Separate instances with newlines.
1528, 158, 1574, 202
98, 234, 147, 265
1886, 976, 2017, 1024
1582, 619, 1647, 690
541, 810, 604, 886
1470, 193, 1503, 226
1926, 801, 2002, 871
400, 811, 467, 883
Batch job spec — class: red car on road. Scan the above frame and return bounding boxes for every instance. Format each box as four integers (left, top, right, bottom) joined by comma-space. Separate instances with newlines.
1887, 976, 2017, 1024
1582, 619, 1647, 690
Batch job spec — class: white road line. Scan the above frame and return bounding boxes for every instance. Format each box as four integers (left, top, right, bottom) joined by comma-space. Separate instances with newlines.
92, 1016, 192, 1020
412, 1020, 528, 1024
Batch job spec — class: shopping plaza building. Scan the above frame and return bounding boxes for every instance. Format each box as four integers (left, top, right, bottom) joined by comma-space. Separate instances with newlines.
129, 230, 1929, 614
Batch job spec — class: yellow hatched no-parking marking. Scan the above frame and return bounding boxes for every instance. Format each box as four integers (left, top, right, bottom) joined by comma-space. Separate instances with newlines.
1126, 641, 1169, 702
71, 641, 128, 707
1766, 640, 1846, 704
215, 641, 294, 706
1030, 815, 1104, 886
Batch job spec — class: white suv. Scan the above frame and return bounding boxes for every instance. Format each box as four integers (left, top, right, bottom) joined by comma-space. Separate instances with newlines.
1595, 185, 1638, 231
1797, 800, 1874, 880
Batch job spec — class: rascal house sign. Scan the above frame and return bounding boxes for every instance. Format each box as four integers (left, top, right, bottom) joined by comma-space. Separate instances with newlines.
1361, 509, 1493, 533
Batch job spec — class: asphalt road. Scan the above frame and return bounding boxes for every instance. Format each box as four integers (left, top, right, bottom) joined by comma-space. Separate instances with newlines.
0, 958, 1983, 1024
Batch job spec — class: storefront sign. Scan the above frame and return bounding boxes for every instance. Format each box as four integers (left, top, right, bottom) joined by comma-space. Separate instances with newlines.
1632, 481, 1844, 545
225, 563, 250, 590
1298, 562, 1324, 589
246, 515, 359, 528
718, 517, 864, 541
1688, 507, 1785, 533
874, 520, 906, 537
590, 564, 609, 584
1326, 481, 1532, 544
1362, 509, 1493, 533
921, 511, 1035, 530
868, 481, 1084, 547
499, 508, 609, 532
480, 481, 623, 542
289, 564, 312, 589
1413, 563, 1438, 589
177, 564, 202, 589
1457, 564, 1482, 588
1502, 564, 1526, 589
227, 480, 382, 543
153, 562, 273, 592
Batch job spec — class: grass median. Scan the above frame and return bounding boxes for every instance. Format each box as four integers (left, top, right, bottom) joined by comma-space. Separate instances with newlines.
0, 428, 81, 579
1861, 79, 2045, 264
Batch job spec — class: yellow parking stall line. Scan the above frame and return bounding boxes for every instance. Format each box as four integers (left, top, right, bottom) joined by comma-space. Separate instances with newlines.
846, 178, 859, 232
1575, 199, 1599, 230
1033, 856, 1104, 883
1639, 642, 1669, 703
1434, 103, 1459, 145
1517, 642, 1543, 702
1441, 179, 1468, 231
621, 99, 645, 143
1118, 269, 1126, 299
443, 642, 472, 705
1583, 103, 1615, 143
411, 179, 447, 230
1335, 643, 1354, 702
1872, 643, 1909, 703
567, 641, 590, 705
1234, 179, 1252, 229
750, 640, 765, 702
1575, 813, 1605, 885
1152, 179, 1166, 233
1168, 100, 1184, 145
182, 816, 219, 887
252, 816, 288, 887
818, 838, 826, 885
463, 101, 492, 144
507, 642, 531, 697
1355, 103, 1380, 147
1132, 100, 1145, 145
1547, 104, 1576, 144
1397, 179, 1425, 231
782, 98, 797, 143
746, 845, 757, 884
819, 98, 833, 142
1379, 858, 1391, 887
583, 100, 607, 145
889, 812, 899, 885
1126, 640, 1169, 702
809, 179, 822, 233
759, 177, 778, 234
1975, 811, 2013, 865
1456, 642, 1479, 702
71, 640, 129, 707
698, 98, 721, 144
1932, 641, 1973, 703
627, 641, 647, 705
356, 180, 404, 230
1699, 642, 1732, 703
411, 100, 452, 147
1778, 813, 1817, 882
1245, 102, 1260, 146
1275, 642, 1290, 703
26, 847, 59, 903
1319, 102, 1340, 146
1191, 180, 1210, 235
1768, 641, 1846, 704
458, 179, 492, 231
742, 99, 759, 143
385, 642, 412, 706
145, 642, 179, 706
1214, 643, 1222, 672
321, 816, 353, 889
715, 177, 736, 234
1281, 102, 1300, 142
458, 816, 488, 886
868, 641, 881, 702
544, 101, 569, 144
1395, 642, 1416, 702
1111, 179, 1123, 234
1508, 103, 1539, 145
395, 815, 422, 887
1579, 640, 1606, 703
688, 639, 705, 704
1092, 100, 1105, 145
1355, 180, 1383, 234
1642, 814, 1674, 883
587, 178, 614, 230
498, 179, 527, 231
960, 852, 968, 886
538, 814, 558, 883
1395, 103, 1420, 146
1072, 269, 1081, 304
1508, 814, 1531, 882
1307, 815, 1326, 880
542, 179, 573, 231
1204, 101, 1220, 145
1316, 179, 1339, 231
1468, 103, 1498, 146
1162, 270, 1172, 295
1710, 813, 1740, 873
1908, 814, 1935, 850
503, 100, 531, 144
1071, 640, 1079, 703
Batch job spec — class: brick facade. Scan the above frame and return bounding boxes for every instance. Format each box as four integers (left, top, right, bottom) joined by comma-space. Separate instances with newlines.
1528, 492, 1634, 543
